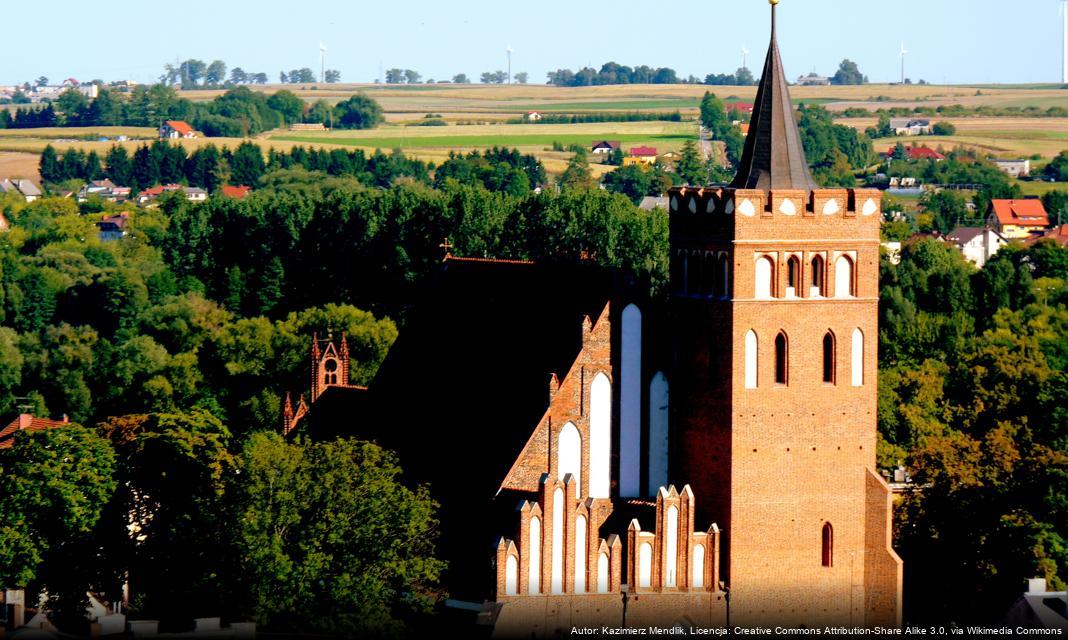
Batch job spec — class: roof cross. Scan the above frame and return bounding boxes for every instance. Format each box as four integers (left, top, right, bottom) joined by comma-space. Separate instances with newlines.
439, 237, 453, 259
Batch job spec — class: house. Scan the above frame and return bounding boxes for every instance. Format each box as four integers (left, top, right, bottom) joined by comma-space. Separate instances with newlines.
887, 145, 945, 161
136, 183, 181, 205
220, 185, 252, 199
796, 73, 831, 86
1004, 579, 1068, 631
1023, 224, 1068, 247
994, 158, 1031, 178
525, 111, 542, 122
590, 140, 621, 155
638, 196, 668, 211
78, 179, 130, 203
0, 413, 71, 449
889, 118, 932, 136
159, 120, 196, 139
739, 122, 751, 135
95, 212, 129, 242
946, 226, 1009, 268
988, 199, 1050, 239
183, 186, 208, 202
622, 146, 658, 166
0, 178, 41, 202
725, 101, 755, 115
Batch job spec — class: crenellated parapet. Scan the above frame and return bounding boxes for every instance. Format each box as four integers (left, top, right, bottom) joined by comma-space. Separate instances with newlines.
667, 186, 882, 243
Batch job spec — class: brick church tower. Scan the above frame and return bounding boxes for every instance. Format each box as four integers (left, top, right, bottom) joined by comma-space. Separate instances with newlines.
668, 0, 901, 627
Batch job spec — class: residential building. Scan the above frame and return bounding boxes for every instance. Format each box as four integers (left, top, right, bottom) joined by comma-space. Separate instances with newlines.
638, 195, 668, 211
183, 187, 208, 202
0, 178, 42, 202
0, 413, 71, 450
796, 73, 831, 86
1023, 224, 1068, 247
994, 158, 1031, 178
889, 118, 932, 135
78, 180, 131, 203
220, 185, 252, 199
1004, 579, 1068, 631
526, 111, 542, 122
887, 145, 945, 161
590, 140, 620, 155
159, 120, 196, 139
946, 226, 1009, 268
623, 146, 658, 166
96, 213, 129, 242
725, 101, 755, 115
988, 199, 1051, 239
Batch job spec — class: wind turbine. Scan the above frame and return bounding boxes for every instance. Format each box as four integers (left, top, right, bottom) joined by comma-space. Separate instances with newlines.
899, 42, 908, 84
507, 44, 513, 84
741, 46, 750, 70
1061, 0, 1068, 83
319, 42, 327, 83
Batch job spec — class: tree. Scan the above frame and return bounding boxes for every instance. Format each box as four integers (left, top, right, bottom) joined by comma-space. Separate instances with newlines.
452, 73, 469, 84
56, 88, 88, 122
35, 76, 48, 87
831, 59, 866, 85
734, 67, 755, 85
385, 68, 405, 84
673, 140, 706, 186
932, 121, 956, 136
205, 60, 227, 86
229, 141, 266, 186
39, 144, 62, 183
1045, 151, 1068, 182
232, 433, 445, 635
404, 69, 422, 84
0, 424, 116, 624
229, 67, 248, 84
560, 149, 593, 190
480, 71, 507, 84
266, 90, 304, 125
182, 59, 207, 86
602, 164, 654, 204
324, 69, 341, 83
514, 72, 529, 84
333, 94, 384, 130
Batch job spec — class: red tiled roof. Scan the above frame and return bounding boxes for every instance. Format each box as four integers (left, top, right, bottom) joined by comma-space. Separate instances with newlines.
887, 146, 945, 161
221, 185, 252, 198
629, 146, 658, 157
1024, 224, 1068, 247
164, 120, 194, 135
990, 199, 1050, 228
726, 102, 755, 113
0, 414, 71, 449
444, 256, 536, 266
591, 140, 621, 150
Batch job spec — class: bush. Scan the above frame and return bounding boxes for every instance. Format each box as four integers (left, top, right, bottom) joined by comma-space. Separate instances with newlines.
932, 121, 957, 136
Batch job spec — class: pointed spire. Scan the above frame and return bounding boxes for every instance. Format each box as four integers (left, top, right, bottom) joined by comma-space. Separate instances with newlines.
283, 392, 294, 418
311, 332, 321, 361
730, 0, 817, 192
339, 332, 349, 358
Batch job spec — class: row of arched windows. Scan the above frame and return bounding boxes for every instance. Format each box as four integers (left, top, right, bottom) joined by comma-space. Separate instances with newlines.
755, 253, 856, 300
745, 328, 865, 388
671, 251, 730, 299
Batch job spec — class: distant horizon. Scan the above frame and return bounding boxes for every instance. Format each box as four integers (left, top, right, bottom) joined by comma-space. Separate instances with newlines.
0, 0, 1062, 87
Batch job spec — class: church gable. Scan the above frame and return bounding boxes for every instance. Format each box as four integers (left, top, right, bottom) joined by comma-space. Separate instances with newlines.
499, 302, 613, 496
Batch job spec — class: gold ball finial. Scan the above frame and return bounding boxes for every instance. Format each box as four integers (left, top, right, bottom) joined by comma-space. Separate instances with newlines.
769, 0, 779, 4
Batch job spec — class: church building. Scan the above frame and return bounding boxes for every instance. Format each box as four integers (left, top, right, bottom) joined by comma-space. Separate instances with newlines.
286, 1, 902, 633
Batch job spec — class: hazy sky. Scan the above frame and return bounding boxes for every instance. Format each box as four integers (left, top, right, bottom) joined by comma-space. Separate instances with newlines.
0, 0, 1063, 86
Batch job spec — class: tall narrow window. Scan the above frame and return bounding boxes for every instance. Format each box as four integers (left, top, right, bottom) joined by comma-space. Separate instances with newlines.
787, 256, 800, 297
822, 332, 836, 384
822, 523, 833, 567
719, 254, 730, 299
811, 255, 825, 297
687, 253, 702, 298
704, 253, 717, 297
835, 255, 855, 298
851, 329, 864, 387
775, 332, 788, 385
529, 516, 541, 593
755, 256, 774, 299
744, 330, 758, 389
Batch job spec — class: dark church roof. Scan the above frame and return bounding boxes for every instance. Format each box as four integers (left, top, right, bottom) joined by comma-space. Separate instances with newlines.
324, 256, 623, 600
730, 2, 817, 192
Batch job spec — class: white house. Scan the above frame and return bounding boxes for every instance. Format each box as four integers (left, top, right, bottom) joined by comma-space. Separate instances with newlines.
889, 118, 932, 136
994, 159, 1031, 178
946, 226, 1009, 268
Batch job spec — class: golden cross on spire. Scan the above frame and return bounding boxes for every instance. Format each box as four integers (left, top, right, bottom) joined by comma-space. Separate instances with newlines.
439, 237, 453, 259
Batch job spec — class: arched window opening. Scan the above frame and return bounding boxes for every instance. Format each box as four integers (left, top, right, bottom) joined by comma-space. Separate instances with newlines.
835, 255, 855, 298
687, 253, 702, 298
754, 256, 774, 299
774, 332, 788, 385
822, 332, 836, 384
718, 254, 730, 299
822, 523, 833, 567
851, 329, 864, 387
639, 542, 653, 588
575, 515, 587, 593
597, 552, 610, 593
672, 252, 686, 295
505, 554, 518, 596
692, 544, 705, 589
529, 516, 542, 593
558, 423, 582, 497
744, 330, 758, 389
786, 256, 800, 297
666, 506, 679, 587
811, 255, 825, 297
590, 373, 612, 498
703, 253, 717, 297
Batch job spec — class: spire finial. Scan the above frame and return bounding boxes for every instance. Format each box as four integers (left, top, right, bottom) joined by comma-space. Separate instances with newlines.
770, 0, 779, 37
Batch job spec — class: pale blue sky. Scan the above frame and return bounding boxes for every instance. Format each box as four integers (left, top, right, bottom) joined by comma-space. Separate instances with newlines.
0, 0, 1062, 86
